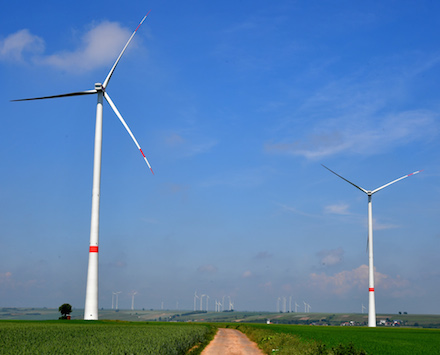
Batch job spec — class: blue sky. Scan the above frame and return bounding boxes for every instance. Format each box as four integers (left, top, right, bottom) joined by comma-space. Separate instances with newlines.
1, 1, 439, 314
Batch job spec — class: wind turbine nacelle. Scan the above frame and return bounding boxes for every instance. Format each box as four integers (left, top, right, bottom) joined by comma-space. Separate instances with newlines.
95, 83, 103, 91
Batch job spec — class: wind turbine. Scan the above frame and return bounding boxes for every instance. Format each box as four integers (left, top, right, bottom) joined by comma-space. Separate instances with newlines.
322, 165, 422, 327
12, 13, 153, 320
200, 294, 205, 311
295, 302, 299, 313
113, 291, 121, 310
194, 291, 199, 311
130, 291, 138, 311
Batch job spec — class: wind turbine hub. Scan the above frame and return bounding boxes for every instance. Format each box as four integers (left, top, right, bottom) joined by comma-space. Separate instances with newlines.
95, 83, 103, 91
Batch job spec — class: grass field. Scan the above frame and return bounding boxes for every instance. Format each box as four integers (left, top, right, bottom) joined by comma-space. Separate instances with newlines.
2, 308, 440, 328
1, 319, 439, 354
229, 323, 440, 354
0, 320, 216, 354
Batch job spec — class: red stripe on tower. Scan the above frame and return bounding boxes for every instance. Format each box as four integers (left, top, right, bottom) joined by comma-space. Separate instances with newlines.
369, 288, 374, 292
89, 246, 99, 253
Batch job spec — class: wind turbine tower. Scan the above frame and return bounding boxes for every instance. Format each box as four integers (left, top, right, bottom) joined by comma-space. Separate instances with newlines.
112, 291, 121, 310
12, 13, 153, 321
194, 291, 199, 312
200, 294, 205, 311
131, 291, 138, 311
322, 165, 422, 327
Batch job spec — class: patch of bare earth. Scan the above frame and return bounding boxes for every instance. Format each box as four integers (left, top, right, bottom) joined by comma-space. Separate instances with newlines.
201, 328, 264, 355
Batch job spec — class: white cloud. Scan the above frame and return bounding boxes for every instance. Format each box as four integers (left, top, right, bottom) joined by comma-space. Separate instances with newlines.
265, 109, 437, 159
242, 270, 252, 278
40, 21, 132, 72
163, 131, 218, 158
317, 248, 344, 266
1, 21, 134, 72
324, 203, 350, 215
308, 264, 410, 296
0, 29, 44, 61
197, 264, 218, 274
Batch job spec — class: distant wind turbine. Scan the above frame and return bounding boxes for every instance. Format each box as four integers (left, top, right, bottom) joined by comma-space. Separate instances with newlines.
194, 291, 199, 311
200, 294, 205, 311
113, 291, 121, 310
130, 291, 138, 311
12, 13, 153, 321
322, 165, 422, 327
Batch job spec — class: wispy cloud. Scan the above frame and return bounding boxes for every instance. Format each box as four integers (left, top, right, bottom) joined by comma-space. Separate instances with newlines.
197, 264, 218, 274
324, 203, 351, 215
308, 264, 410, 296
163, 131, 218, 158
1, 21, 133, 72
40, 21, 132, 72
242, 270, 252, 278
317, 248, 344, 267
276, 203, 317, 218
254, 251, 272, 260
266, 109, 437, 159
0, 29, 44, 62
265, 54, 440, 160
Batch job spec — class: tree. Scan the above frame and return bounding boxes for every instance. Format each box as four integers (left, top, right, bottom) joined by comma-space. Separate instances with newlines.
59, 303, 72, 319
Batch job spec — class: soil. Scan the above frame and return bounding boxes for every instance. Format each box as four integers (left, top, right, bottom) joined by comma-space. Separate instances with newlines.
201, 328, 265, 355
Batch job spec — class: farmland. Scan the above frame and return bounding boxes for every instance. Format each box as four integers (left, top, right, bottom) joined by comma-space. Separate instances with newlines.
228, 323, 440, 355
0, 320, 216, 354
2, 308, 440, 328
1, 318, 439, 354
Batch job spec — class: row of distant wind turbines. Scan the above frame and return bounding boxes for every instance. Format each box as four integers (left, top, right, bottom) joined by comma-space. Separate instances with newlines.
11, 12, 422, 327
276, 296, 310, 313
194, 292, 234, 312
111, 291, 137, 311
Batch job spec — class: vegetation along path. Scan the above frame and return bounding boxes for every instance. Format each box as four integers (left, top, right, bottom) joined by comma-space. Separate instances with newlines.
201, 328, 264, 355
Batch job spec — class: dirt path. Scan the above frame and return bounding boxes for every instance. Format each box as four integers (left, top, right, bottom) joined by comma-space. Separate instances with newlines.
201, 328, 265, 355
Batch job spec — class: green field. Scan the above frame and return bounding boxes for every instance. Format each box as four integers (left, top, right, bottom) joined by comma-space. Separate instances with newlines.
0, 320, 216, 355
1, 319, 440, 354
229, 323, 440, 355
2, 308, 440, 329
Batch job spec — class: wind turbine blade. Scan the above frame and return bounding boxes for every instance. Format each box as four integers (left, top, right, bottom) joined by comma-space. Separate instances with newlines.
104, 92, 154, 174
321, 164, 368, 194
371, 170, 423, 194
102, 11, 151, 89
11, 90, 97, 102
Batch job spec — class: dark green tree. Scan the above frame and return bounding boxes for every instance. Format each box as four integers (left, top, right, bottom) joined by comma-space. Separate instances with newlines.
58, 303, 72, 319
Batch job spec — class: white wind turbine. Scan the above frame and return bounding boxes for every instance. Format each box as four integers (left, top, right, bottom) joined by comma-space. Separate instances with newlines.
113, 291, 121, 310
322, 165, 422, 327
200, 294, 205, 311
12, 13, 153, 320
194, 291, 199, 311
131, 291, 138, 311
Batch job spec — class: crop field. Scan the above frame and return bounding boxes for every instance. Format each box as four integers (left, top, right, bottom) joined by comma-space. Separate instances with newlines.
229, 323, 440, 354
0, 320, 216, 354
